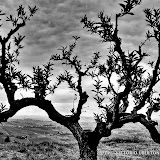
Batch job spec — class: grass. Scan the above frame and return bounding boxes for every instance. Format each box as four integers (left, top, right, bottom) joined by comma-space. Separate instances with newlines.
102, 135, 145, 144
98, 123, 160, 160
1, 140, 79, 160
0, 119, 160, 159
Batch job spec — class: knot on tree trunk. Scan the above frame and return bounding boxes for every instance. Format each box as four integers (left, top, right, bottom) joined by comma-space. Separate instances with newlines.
81, 91, 89, 103
94, 122, 111, 137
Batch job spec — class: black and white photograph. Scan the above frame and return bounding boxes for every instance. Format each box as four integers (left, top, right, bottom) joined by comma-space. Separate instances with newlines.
0, 0, 160, 159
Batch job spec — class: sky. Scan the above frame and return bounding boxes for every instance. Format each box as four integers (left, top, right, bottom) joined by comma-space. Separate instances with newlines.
0, 0, 160, 119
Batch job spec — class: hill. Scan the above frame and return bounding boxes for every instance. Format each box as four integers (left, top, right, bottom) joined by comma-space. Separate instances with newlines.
0, 116, 159, 159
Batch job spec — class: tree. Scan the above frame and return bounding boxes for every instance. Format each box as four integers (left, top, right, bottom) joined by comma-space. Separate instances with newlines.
1, 0, 160, 160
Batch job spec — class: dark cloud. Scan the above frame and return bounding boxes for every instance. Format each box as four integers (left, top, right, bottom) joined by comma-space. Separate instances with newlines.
0, 0, 160, 116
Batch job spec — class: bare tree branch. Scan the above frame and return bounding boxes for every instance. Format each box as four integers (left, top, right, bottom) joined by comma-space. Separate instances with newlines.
0, 98, 71, 126
132, 34, 160, 113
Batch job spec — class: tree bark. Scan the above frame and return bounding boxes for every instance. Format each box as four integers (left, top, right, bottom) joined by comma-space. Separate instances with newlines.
78, 131, 100, 160
67, 122, 100, 160
79, 142, 97, 160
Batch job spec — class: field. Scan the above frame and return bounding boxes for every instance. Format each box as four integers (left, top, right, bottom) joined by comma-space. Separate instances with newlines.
0, 115, 160, 160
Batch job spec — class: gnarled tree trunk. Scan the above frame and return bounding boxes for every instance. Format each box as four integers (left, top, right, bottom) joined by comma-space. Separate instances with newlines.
67, 122, 101, 160
78, 131, 101, 160
78, 140, 98, 160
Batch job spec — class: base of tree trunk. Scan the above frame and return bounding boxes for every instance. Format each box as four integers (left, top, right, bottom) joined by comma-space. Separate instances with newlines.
78, 131, 100, 160
79, 145, 97, 160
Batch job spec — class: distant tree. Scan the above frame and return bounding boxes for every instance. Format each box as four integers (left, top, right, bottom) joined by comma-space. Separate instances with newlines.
1, 0, 160, 160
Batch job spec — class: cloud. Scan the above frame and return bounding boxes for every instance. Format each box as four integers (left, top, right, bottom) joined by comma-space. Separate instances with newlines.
0, 89, 8, 104
2, 0, 158, 68
0, 0, 160, 117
